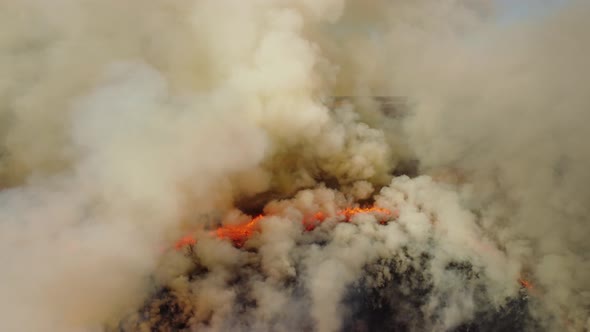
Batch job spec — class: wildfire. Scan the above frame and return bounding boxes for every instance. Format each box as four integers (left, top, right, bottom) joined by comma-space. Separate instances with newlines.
174, 234, 197, 250
174, 205, 395, 250
302, 211, 326, 231
518, 278, 534, 290
215, 215, 263, 247
338, 206, 394, 223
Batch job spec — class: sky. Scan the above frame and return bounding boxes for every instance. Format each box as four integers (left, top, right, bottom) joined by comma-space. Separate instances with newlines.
497, 0, 570, 22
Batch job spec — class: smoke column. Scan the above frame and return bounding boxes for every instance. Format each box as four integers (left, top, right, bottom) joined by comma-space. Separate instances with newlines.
0, 0, 587, 331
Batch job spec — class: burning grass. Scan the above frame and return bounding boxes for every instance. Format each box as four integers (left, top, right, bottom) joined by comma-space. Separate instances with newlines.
174, 205, 397, 250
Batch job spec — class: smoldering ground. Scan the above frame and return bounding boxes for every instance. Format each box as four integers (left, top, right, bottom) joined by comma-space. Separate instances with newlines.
0, 0, 588, 331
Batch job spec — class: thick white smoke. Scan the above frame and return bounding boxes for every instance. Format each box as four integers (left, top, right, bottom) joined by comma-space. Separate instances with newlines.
0, 0, 382, 330
0, 0, 588, 331
139, 178, 521, 332
364, 1, 590, 329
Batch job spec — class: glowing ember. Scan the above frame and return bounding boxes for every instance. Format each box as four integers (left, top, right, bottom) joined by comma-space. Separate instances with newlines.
302, 211, 326, 231
519, 278, 534, 290
338, 206, 395, 221
174, 205, 394, 250
174, 234, 196, 250
215, 215, 263, 247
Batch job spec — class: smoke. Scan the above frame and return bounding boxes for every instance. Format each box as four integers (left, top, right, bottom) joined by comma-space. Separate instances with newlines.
366, 1, 590, 329
0, 0, 588, 331
136, 179, 521, 332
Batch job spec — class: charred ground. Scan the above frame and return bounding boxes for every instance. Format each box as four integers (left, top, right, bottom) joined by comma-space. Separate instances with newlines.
116, 249, 535, 332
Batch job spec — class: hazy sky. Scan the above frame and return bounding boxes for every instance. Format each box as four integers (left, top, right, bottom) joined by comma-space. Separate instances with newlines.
497, 0, 570, 22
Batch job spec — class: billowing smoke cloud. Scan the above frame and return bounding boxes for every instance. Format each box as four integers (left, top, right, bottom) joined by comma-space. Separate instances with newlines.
358, 1, 590, 330
135, 180, 521, 331
0, 0, 386, 330
0, 0, 588, 331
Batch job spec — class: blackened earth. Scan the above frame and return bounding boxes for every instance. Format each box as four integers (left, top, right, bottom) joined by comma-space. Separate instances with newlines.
115, 248, 537, 332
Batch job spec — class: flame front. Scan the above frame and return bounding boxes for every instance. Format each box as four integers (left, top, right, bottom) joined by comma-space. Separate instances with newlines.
215, 215, 263, 247
338, 206, 394, 222
174, 234, 197, 250
174, 206, 395, 250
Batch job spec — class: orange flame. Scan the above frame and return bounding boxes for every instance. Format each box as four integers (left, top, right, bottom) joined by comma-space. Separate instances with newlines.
518, 278, 534, 290
215, 215, 263, 247
174, 205, 394, 251
338, 206, 395, 222
302, 211, 326, 231
174, 234, 196, 250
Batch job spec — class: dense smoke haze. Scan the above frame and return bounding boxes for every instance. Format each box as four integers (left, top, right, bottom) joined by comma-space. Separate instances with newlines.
0, 0, 588, 331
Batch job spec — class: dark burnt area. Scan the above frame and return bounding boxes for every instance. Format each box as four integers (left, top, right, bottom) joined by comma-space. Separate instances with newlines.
452, 294, 538, 332
121, 253, 535, 332
149, 289, 191, 331
446, 260, 481, 280
342, 251, 432, 332
342, 257, 536, 332
115, 287, 193, 332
